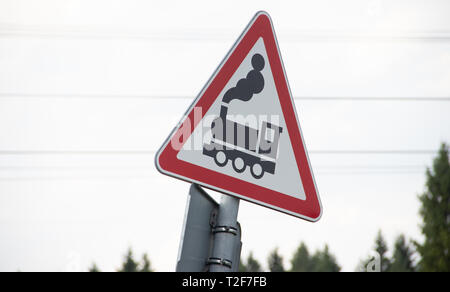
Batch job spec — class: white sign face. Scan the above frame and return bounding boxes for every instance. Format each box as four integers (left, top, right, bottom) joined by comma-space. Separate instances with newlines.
177, 38, 305, 200
156, 11, 322, 221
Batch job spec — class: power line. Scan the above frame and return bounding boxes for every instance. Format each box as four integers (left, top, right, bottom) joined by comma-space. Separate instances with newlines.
0, 175, 155, 182
0, 93, 449, 101
0, 150, 439, 156
310, 164, 427, 169
0, 165, 429, 181
0, 164, 427, 170
295, 97, 450, 101
0, 159, 434, 181
307, 150, 439, 154
315, 171, 425, 176
0, 168, 428, 182
0, 164, 428, 173
1, 25, 450, 42
0, 150, 156, 155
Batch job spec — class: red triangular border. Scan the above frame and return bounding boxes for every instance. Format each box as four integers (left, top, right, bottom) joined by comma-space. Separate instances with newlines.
156, 12, 322, 221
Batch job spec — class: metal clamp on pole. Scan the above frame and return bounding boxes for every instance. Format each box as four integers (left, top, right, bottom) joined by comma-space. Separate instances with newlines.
212, 226, 238, 236
209, 195, 240, 272
207, 257, 233, 269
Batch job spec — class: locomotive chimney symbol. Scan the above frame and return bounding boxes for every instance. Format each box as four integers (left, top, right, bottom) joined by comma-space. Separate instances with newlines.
203, 54, 283, 179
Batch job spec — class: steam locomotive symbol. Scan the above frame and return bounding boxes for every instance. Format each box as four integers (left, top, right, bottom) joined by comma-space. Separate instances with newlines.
203, 54, 283, 179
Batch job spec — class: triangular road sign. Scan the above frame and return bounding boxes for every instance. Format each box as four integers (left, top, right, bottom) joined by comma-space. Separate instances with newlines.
156, 11, 322, 222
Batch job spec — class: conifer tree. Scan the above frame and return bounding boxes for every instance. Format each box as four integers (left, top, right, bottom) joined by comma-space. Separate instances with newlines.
268, 248, 285, 272
389, 235, 415, 272
416, 143, 450, 272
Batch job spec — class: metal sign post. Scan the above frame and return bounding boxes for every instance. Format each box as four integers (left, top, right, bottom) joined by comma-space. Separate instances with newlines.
176, 184, 218, 272
177, 184, 242, 272
208, 195, 240, 272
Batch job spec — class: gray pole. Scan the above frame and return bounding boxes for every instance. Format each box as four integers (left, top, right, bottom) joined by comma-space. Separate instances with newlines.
209, 195, 240, 272
176, 184, 219, 272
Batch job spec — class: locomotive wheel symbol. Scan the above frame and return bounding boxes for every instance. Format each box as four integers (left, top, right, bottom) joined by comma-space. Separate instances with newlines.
232, 157, 246, 173
214, 151, 228, 167
251, 163, 265, 179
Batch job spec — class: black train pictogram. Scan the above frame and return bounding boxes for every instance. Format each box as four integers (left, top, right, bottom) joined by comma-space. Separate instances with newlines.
203, 53, 284, 179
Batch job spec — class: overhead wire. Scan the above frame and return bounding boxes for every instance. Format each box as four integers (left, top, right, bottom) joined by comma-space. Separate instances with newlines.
0, 93, 449, 101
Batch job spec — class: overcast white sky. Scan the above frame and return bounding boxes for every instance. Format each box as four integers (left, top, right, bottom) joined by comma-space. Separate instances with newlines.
0, 0, 449, 272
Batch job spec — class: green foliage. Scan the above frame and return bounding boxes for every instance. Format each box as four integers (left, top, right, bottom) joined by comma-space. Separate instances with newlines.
290, 243, 312, 272
88, 263, 100, 272
290, 242, 340, 272
311, 245, 341, 272
238, 254, 249, 272
374, 230, 391, 272
140, 254, 153, 272
357, 232, 417, 272
268, 248, 285, 272
246, 253, 262, 272
416, 143, 450, 272
357, 231, 391, 272
118, 248, 139, 272
389, 235, 415, 272
240, 252, 262, 272
117, 248, 153, 272
88, 248, 153, 272
238, 260, 248, 272
88, 145, 449, 274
